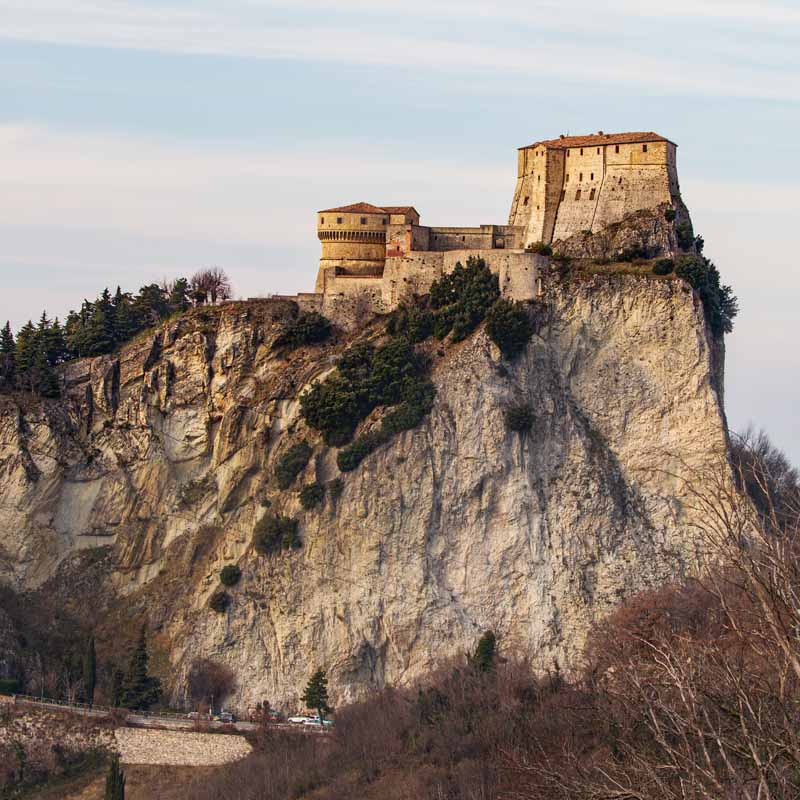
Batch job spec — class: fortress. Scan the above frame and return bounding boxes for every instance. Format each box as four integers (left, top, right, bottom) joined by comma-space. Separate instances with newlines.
299, 131, 687, 320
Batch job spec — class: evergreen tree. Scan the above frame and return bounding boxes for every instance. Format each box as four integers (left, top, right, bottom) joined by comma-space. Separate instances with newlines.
0, 321, 15, 387
105, 754, 126, 800
301, 668, 331, 723
82, 296, 115, 356
14, 320, 37, 376
112, 287, 141, 343
111, 668, 124, 708
31, 343, 60, 398
135, 283, 169, 324
83, 634, 97, 706
470, 630, 497, 673
46, 318, 68, 366
120, 625, 161, 710
168, 278, 190, 313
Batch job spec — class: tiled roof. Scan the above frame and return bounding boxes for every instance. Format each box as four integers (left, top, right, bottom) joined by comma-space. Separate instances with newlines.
318, 202, 389, 214
381, 206, 418, 215
318, 203, 418, 215
521, 131, 674, 150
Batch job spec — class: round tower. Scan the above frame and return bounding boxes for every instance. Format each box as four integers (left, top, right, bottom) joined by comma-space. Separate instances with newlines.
317, 202, 388, 276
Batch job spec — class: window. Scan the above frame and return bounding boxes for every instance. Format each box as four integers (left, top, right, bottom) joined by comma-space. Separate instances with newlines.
566, 174, 569, 183
360, 217, 367, 224
597, 148, 600, 154
337, 217, 343, 224
523, 196, 529, 206
320, 217, 325, 224
382, 218, 387, 225
590, 172, 594, 180
566, 150, 570, 157
537, 204, 540, 209
538, 175, 541, 183
643, 144, 648, 152
579, 172, 583, 181
615, 145, 619, 153
580, 148, 584, 155
589, 188, 596, 200
560, 190, 566, 201
575, 190, 582, 200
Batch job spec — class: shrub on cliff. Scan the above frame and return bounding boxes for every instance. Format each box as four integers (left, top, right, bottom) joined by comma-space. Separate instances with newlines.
429, 256, 500, 341
653, 258, 674, 275
664, 207, 677, 221
505, 403, 534, 433
301, 339, 434, 448
274, 311, 332, 349
527, 241, 553, 256
386, 305, 434, 344
209, 591, 230, 613
254, 514, 301, 554
300, 483, 325, 510
275, 441, 312, 489
486, 300, 533, 360
219, 564, 242, 586
675, 255, 738, 335
675, 221, 694, 250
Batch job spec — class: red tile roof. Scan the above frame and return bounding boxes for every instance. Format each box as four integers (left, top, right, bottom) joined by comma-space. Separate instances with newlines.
521, 131, 675, 150
318, 202, 419, 215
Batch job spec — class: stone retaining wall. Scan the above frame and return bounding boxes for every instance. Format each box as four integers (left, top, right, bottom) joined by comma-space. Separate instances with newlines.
114, 727, 252, 766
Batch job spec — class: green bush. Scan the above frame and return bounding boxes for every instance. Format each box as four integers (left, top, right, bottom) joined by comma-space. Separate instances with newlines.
178, 476, 212, 508
675, 221, 694, 250
209, 591, 230, 613
301, 339, 433, 447
486, 300, 533, 360
551, 253, 572, 265
275, 441, 312, 489
664, 207, 677, 222
527, 241, 553, 256
337, 382, 435, 472
219, 564, 242, 586
653, 258, 674, 275
300, 483, 325, 510
505, 403, 534, 432
274, 311, 332, 349
0, 678, 19, 695
675, 255, 738, 336
429, 256, 500, 342
615, 245, 647, 262
386, 305, 434, 344
254, 514, 301, 554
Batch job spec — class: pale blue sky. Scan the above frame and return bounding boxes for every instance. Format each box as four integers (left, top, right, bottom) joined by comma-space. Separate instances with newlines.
1, 1, 799, 461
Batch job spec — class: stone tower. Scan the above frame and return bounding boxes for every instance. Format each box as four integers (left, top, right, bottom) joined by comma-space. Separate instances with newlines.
508, 131, 684, 246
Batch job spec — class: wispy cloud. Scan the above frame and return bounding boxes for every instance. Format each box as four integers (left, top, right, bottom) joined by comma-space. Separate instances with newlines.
1, 0, 797, 100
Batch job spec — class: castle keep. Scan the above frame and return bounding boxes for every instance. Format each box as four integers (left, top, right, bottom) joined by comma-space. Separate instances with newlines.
308, 131, 685, 319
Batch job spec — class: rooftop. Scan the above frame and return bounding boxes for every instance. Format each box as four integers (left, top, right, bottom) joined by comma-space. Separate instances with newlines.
521, 131, 675, 150
318, 202, 418, 215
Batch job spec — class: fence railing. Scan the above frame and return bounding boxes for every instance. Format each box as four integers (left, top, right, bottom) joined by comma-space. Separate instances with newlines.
12, 694, 214, 721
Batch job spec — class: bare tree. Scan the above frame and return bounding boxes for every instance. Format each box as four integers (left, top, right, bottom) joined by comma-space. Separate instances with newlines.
190, 267, 232, 305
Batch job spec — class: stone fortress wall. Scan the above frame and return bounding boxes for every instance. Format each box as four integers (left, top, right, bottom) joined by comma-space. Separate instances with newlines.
294, 131, 686, 326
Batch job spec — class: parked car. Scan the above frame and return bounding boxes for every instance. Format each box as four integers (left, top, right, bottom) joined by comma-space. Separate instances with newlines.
303, 717, 334, 727
218, 711, 236, 723
288, 714, 314, 724
187, 711, 201, 719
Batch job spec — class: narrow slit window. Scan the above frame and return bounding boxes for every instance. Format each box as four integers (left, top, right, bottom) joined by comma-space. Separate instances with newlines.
643, 144, 648, 152
560, 190, 566, 201
590, 173, 594, 180
579, 172, 583, 181
575, 189, 582, 200
589, 188, 596, 200
321, 217, 325, 224
580, 148, 584, 155
615, 145, 619, 153
523, 196, 530, 206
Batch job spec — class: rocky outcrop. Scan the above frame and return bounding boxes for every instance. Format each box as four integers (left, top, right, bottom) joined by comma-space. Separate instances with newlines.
553, 204, 694, 260
0, 277, 729, 711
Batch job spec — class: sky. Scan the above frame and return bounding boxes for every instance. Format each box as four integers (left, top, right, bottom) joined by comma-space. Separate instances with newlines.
1, 0, 799, 462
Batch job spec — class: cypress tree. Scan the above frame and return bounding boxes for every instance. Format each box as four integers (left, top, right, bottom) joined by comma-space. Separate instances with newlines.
111, 668, 124, 708
301, 668, 331, 723
121, 625, 161, 710
470, 630, 497, 673
84, 634, 97, 706
105, 754, 126, 800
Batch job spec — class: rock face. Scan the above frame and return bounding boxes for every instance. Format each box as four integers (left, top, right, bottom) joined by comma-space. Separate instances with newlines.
0, 276, 729, 710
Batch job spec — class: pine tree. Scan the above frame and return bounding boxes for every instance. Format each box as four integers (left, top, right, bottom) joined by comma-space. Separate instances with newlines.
470, 630, 497, 673
121, 625, 161, 710
112, 287, 141, 343
46, 318, 68, 366
14, 320, 37, 376
0, 322, 15, 388
168, 278, 190, 313
301, 668, 331, 723
105, 754, 126, 800
84, 634, 97, 706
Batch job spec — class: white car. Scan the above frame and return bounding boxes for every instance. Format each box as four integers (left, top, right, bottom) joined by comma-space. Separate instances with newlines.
288, 714, 315, 724
303, 717, 334, 727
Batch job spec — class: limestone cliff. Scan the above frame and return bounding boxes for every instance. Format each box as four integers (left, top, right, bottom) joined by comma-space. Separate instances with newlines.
0, 275, 729, 710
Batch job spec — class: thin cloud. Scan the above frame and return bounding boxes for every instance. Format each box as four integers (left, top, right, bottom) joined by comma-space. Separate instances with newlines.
1, 1, 797, 101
